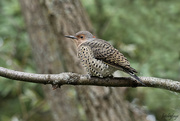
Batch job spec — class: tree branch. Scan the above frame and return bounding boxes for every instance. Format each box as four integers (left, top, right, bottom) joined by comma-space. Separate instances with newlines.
0, 67, 179, 92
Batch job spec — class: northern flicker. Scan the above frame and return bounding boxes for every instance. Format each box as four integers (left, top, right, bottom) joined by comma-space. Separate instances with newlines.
65, 31, 145, 85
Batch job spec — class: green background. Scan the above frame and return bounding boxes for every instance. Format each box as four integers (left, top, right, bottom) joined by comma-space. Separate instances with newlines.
0, 0, 180, 120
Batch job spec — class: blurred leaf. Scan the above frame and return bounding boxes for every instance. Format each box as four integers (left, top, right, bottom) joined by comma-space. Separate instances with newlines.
82, 0, 180, 120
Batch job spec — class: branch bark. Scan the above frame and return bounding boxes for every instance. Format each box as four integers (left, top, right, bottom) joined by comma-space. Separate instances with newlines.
0, 67, 179, 93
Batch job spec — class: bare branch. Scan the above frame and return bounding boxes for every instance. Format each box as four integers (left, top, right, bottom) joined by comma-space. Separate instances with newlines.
0, 67, 179, 92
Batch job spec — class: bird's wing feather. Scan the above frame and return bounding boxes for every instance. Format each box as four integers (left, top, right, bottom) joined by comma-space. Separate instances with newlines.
84, 39, 137, 73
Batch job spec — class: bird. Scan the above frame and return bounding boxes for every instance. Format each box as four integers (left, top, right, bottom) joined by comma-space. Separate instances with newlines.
65, 31, 145, 85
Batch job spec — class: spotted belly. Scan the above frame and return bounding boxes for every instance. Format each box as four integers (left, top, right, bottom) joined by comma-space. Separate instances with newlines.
78, 45, 116, 78
81, 58, 116, 78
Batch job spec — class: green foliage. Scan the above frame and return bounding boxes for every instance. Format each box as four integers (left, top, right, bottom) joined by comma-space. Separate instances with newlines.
0, 0, 51, 121
82, 0, 180, 120
0, 0, 180, 121
82, 0, 180, 79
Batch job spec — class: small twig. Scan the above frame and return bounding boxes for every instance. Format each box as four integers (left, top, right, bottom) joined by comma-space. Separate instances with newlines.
0, 67, 179, 93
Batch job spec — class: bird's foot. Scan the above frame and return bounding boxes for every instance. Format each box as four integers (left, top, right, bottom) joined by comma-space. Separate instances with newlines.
84, 74, 91, 79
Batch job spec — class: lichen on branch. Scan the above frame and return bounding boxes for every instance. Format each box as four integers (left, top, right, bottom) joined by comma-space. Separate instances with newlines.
0, 67, 179, 93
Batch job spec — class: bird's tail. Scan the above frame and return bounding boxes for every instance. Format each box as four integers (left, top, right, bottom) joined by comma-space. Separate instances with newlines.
128, 72, 145, 86
117, 66, 145, 86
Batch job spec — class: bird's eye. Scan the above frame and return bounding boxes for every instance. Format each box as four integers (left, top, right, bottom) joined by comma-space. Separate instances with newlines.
80, 36, 83, 39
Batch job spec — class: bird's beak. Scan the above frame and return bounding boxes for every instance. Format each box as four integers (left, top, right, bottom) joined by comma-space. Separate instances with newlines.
64, 35, 77, 39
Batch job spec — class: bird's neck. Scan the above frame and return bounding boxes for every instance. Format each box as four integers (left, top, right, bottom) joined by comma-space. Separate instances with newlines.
75, 38, 95, 47
74, 40, 85, 47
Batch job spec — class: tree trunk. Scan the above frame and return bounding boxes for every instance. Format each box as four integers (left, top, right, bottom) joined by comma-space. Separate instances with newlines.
19, 0, 147, 121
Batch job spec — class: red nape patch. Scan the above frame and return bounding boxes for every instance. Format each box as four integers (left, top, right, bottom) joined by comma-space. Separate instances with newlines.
93, 36, 96, 38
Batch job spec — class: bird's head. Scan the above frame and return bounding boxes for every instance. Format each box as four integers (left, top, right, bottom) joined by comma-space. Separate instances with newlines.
65, 31, 96, 46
